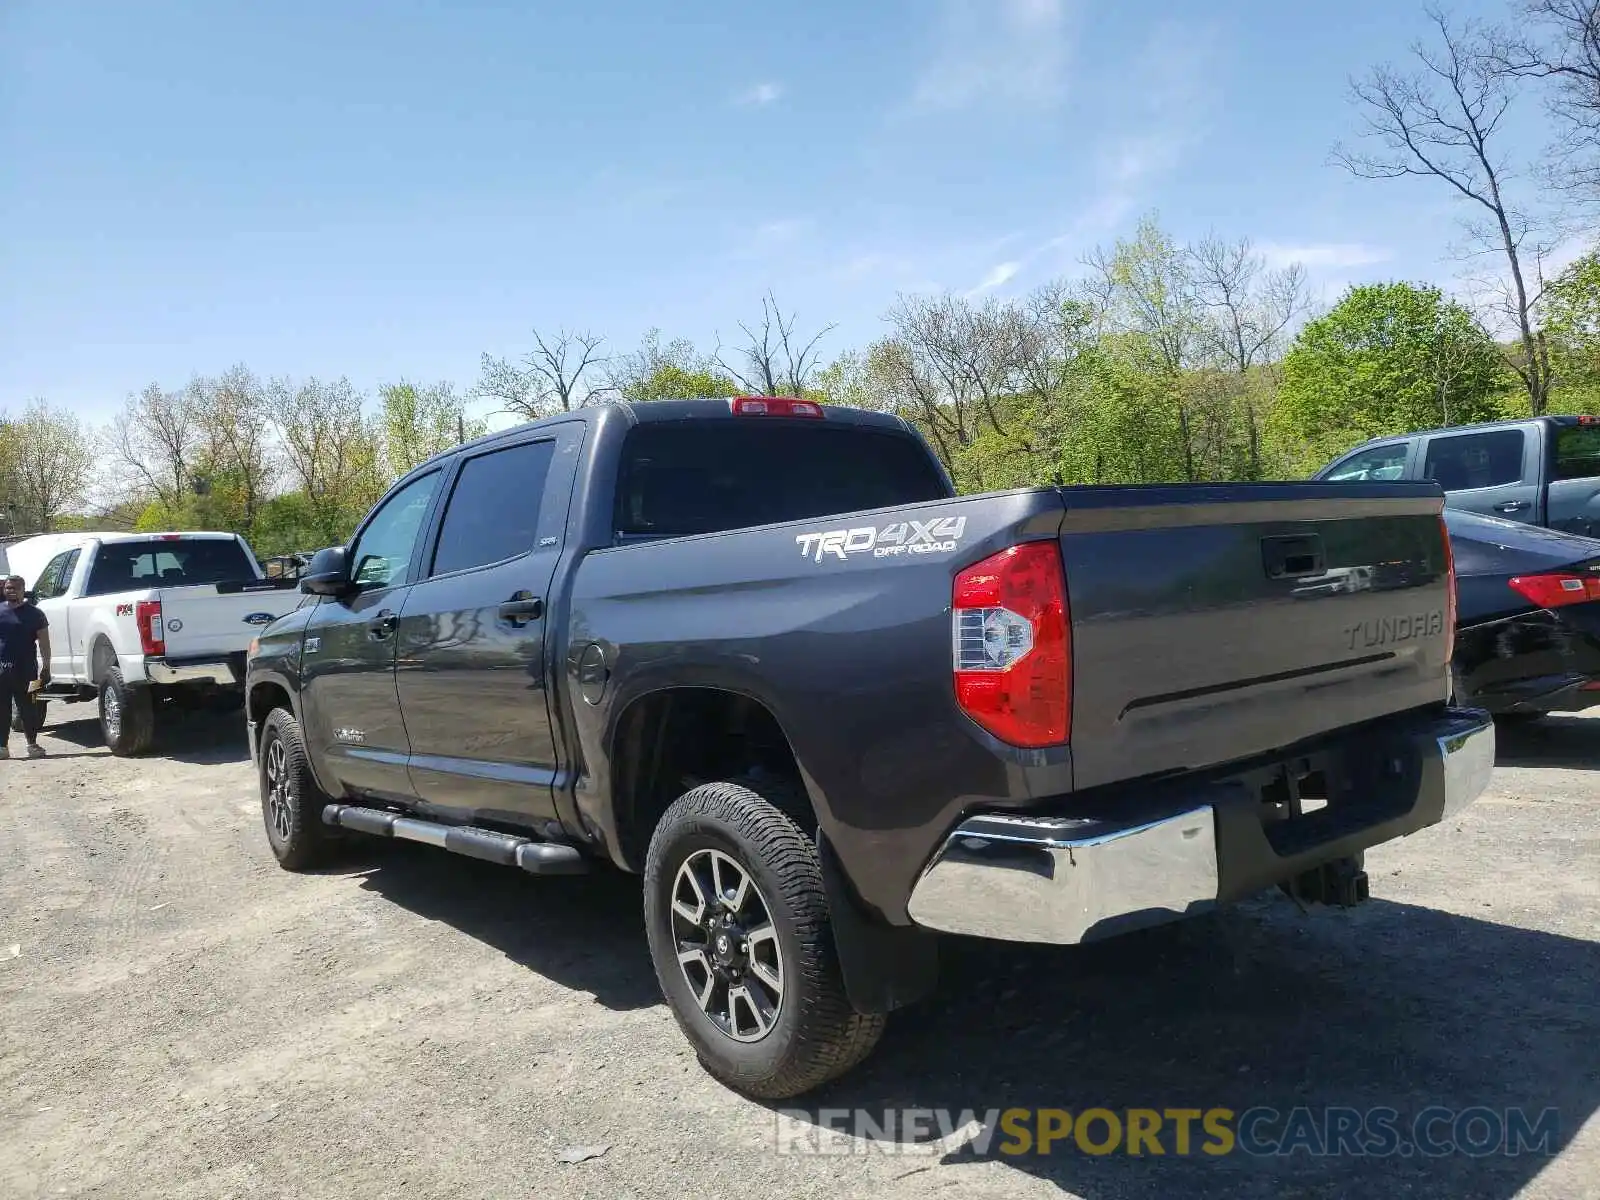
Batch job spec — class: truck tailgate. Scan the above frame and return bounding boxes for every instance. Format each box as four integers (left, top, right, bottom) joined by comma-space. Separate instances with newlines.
1060, 483, 1452, 791
158, 582, 296, 660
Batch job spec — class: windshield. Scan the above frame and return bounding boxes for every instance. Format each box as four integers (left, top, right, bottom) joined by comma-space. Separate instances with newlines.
613, 421, 951, 539
83, 538, 258, 596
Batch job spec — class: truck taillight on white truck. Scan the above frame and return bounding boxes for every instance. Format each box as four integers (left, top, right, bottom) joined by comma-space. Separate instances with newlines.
24, 531, 297, 755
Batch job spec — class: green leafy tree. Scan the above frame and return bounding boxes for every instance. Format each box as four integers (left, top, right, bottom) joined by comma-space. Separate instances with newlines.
1271, 282, 1516, 474
268, 375, 385, 548
1542, 249, 1600, 408
607, 329, 738, 401
379, 381, 487, 475
0, 399, 97, 533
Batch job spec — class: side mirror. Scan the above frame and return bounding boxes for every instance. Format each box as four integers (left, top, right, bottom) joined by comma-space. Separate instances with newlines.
299, 546, 353, 596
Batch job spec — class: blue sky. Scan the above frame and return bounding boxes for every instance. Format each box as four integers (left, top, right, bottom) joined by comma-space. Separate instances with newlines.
0, 0, 1559, 429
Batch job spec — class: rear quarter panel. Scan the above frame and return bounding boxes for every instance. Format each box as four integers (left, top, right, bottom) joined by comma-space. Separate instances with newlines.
58, 591, 155, 682
562, 488, 1073, 923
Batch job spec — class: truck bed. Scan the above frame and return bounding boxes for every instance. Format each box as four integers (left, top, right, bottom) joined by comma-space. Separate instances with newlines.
565, 477, 1454, 922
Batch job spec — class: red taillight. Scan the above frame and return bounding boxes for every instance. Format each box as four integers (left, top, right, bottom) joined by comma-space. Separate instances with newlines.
1507, 571, 1600, 609
951, 541, 1071, 747
135, 600, 165, 657
1440, 514, 1456, 665
729, 395, 824, 418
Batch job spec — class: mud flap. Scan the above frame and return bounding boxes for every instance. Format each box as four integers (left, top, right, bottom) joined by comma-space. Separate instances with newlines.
816, 829, 940, 1015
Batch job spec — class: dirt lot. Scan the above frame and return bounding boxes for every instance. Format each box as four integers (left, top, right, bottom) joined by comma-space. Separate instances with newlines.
1, 704, 1596, 1200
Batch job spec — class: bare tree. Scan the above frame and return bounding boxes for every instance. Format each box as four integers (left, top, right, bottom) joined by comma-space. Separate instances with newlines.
268, 376, 384, 540
604, 328, 738, 400
1334, 6, 1554, 413
873, 292, 1039, 488
190, 364, 277, 530
1189, 236, 1309, 477
866, 334, 970, 482
476, 328, 610, 419
714, 292, 835, 395
1012, 281, 1100, 402
113, 382, 200, 507
1488, 1, 1600, 199
3, 399, 95, 533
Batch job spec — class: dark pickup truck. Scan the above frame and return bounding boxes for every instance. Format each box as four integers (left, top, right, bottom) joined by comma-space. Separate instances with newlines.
245, 396, 1495, 1099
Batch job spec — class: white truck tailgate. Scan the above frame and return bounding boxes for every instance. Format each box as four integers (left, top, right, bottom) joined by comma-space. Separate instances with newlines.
157, 583, 296, 660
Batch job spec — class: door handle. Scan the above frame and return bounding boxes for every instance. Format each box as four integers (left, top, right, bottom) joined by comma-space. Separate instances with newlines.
498, 594, 544, 625
1495, 500, 1530, 513
368, 610, 398, 638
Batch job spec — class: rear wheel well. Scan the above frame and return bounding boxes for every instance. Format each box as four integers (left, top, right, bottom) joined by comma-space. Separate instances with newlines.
249, 681, 293, 726
611, 688, 811, 872
90, 637, 117, 685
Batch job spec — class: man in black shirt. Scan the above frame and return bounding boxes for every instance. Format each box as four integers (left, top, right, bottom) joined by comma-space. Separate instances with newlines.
0, 574, 50, 759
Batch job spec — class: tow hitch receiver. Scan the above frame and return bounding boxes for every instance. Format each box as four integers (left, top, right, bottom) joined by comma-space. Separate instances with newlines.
1285, 855, 1370, 908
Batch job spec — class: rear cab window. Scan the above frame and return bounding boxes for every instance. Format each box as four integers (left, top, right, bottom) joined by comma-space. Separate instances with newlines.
84, 538, 257, 596
612, 420, 951, 540
1551, 423, 1600, 481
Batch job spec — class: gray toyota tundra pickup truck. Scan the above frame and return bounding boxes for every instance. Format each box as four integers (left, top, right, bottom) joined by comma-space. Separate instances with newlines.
244, 395, 1496, 1099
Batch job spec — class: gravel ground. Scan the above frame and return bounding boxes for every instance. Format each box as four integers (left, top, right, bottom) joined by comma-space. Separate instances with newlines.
0, 704, 1596, 1200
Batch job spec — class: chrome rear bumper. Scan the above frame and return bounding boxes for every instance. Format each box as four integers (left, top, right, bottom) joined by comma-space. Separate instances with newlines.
145, 658, 237, 687
905, 709, 1496, 945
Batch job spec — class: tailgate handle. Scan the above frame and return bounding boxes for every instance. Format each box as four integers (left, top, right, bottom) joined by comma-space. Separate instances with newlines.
1261, 535, 1325, 580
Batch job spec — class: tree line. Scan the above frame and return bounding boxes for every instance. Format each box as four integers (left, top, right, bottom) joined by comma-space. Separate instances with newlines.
8, 0, 1600, 556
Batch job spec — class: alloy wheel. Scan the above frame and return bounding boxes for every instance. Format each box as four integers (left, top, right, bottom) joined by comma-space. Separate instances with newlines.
102, 686, 122, 741
264, 736, 293, 841
669, 848, 784, 1043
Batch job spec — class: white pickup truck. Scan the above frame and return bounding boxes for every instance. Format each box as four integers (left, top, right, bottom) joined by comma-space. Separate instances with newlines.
23, 532, 299, 755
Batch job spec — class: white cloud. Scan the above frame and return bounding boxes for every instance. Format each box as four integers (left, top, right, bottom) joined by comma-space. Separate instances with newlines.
1258, 242, 1392, 271
735, 82, 783, 107
727, 217, 814, 261
830, 252, 920, 282
967, 261, 1022, 296
753, 218, 810, 243
908, 0, 1074, 112
1023, 22, 1218, 273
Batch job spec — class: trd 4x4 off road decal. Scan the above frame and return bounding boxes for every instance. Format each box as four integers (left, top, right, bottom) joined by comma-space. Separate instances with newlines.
795, 516, 967, 563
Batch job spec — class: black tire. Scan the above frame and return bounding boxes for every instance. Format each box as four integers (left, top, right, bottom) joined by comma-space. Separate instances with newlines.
258, 706, 337, 872
99, 666, 155, 756
643, 777, 886, 1099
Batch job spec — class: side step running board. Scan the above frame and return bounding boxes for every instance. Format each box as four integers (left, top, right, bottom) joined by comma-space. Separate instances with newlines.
322, 804, 588, 875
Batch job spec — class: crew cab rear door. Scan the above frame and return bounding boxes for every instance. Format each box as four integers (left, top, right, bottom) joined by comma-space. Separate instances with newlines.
1416, 424, 1541, 524
393, 422, 582, 826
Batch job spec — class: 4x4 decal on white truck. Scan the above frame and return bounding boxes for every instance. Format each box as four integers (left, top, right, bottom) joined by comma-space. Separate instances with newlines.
795, 516, 967, 563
